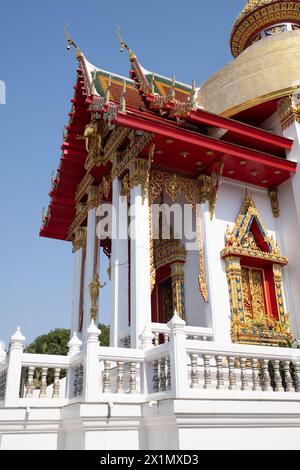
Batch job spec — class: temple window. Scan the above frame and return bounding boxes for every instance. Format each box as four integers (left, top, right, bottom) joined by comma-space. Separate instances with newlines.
221, 191, 292, 346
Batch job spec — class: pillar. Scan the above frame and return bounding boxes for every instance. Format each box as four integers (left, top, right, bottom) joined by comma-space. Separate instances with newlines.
71, 227, 86, 337
82, 186, 99, 339
129, 160, 152, 349
110, 176, 129, 347
5, 327, 25, 406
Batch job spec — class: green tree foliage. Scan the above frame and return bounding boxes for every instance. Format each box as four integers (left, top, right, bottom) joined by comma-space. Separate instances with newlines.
25, 324, 110, 355
25, 329, 70, 355
24, 325, 110, 387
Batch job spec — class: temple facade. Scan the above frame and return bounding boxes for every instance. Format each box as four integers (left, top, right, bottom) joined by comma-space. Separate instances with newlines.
1, 0, 300, 450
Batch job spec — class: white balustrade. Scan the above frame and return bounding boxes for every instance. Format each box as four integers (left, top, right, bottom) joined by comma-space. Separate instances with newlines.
151, 323, 213, 347
2, 319, 300, 408
186, 341, 300, 394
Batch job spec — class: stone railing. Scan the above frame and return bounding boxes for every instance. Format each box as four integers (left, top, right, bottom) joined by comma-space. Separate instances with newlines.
151, 322, 213, 346
1, 317, 300, 407
185, 340, 300, 393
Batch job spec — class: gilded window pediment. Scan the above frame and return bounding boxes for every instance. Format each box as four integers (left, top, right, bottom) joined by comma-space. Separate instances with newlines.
221, 191, 287, 265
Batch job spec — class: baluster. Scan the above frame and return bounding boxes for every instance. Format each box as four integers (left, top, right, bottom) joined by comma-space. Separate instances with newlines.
251, 359, 261, 391
39, 368, 48, 398
103, 361, 111, 393
154, 332, 159, 347
216, 356, 225, 390
160, 358, 167, 391
293, 361, 300, 393
190, 354, 199, 389
262, 360, 272, 392
25, 366, 35, 398
203, 355, 213, 389
273, 360, 284, 392
164, 333, 170, 344
283, 361, 294, 392
152, 360, 159, 392
52, 368, 61, 398
240, 358, 250, 391
166, 357, 171, 390
129, 363, 137, 394
73, 366, 79, 397
228, 357, 238, 390
117, 362, 125, 393
78, 365, 84, 396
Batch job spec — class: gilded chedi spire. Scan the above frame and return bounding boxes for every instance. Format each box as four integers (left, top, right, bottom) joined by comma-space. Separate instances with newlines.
231, 0, 300, 58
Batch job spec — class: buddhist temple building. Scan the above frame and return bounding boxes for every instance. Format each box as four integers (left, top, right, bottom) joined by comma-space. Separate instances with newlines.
1, 0, 300, 450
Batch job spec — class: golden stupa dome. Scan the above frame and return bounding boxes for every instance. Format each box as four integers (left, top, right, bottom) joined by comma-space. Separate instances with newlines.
231, 0, 300, 57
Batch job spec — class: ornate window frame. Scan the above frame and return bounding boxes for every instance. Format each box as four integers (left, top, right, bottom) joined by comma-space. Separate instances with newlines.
221, 191, 292, 346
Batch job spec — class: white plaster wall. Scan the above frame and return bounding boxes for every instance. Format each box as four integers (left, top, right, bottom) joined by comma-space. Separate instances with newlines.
178, 426, 300, 450
277, 179, 300, 339
1, 432, 59, 450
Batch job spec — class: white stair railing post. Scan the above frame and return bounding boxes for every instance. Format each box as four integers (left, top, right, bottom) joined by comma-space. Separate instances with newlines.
167, 312, 187, 398
84, 320, 101, 402
66, 332, 82, 400
4, 327, 25, 406
140, 328, 154, 395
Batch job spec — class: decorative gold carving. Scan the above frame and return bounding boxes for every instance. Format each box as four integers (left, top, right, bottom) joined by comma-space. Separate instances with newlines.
222, 191, 292, 346
221, 191, 287, 265
149, 203, 156, 291
76, 173, 94, 203
268, 188, 280, 218
198, 163, 223, 219
72, 227, 87, 252
149, 169, 198, 207
278, 95, 300, 130
89, 272, 106, 322
171, 262, 185, 320
149, 167, 222, 219
76, 202, 86, 216
111, 132, 154, 180
196, 209, 208, 303
154, 237, 186, 270
87, 185, 98, 209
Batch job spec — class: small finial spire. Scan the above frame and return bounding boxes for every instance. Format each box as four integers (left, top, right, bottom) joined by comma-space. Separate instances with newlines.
119, 80, 127, 112
169, 75, 176, 100
91, 68, 97, 94
151, 72, 155, 94
42, 207, 46, 225
51, 170, 55, 187
64, 24, 82, 60
105, 74, 112, 105
116, 27, 136, 61
189, 79, 197, 108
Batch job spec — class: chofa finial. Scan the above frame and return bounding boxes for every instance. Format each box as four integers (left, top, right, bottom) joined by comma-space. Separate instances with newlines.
64, 23, 82, 60
116, 27, 136, 61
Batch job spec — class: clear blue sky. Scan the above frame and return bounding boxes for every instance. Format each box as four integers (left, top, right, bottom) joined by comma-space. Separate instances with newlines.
0, 0, 245, 347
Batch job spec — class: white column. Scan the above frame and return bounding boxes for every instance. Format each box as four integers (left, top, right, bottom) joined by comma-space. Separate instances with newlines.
71, 228, 86, 337
84, 321, 101, 402
168, 313, 188, 398
202, 202, 232, 344
5, 327, 25, 406
82, 188, 98, 339
130, 183, 152, 349
110, 177, 129, 347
